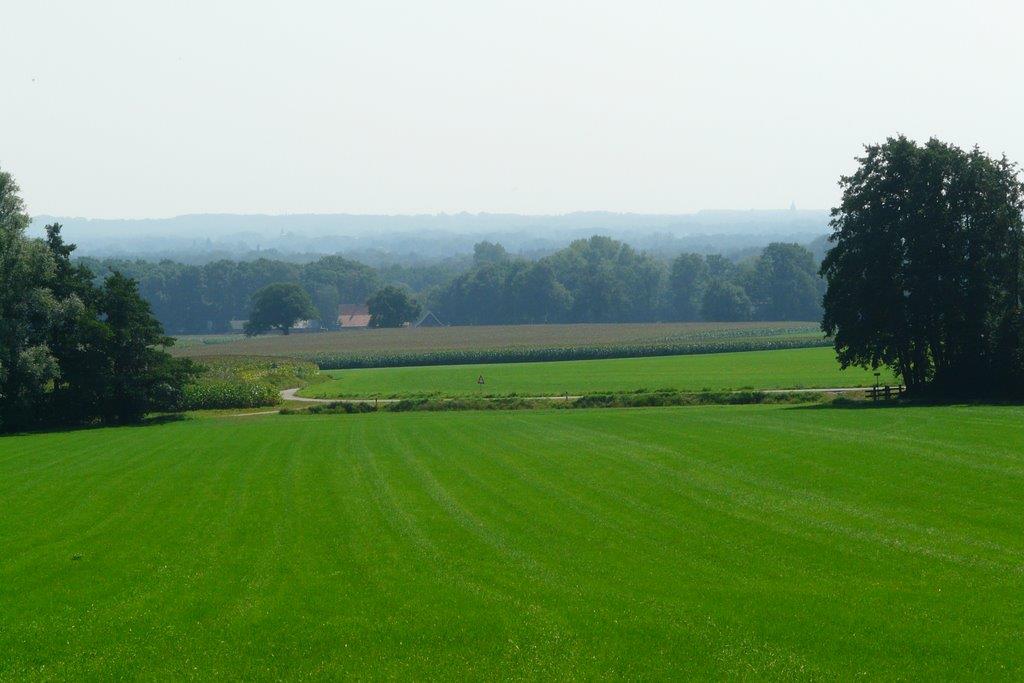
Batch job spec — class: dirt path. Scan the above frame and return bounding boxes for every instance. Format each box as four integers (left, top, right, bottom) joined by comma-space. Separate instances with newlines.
278, 387, 350, 403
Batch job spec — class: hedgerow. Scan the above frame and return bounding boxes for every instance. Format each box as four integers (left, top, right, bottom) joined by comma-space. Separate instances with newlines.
307, 336, 831, 370
280, 389, 826, 415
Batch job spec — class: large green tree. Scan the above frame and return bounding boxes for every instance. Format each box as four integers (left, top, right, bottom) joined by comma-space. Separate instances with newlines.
747, 243, 822, 321
93, 273, 198, 423
821, 136, 1024, 395
245, 282, 317, 335
367, 286, 422, 328
0, 171, 58, 429
43, 228, 198, 426
701, 279, 753, 321
509, 261, 572, 323
0, 167, 196, 430
544, 236, 666, 323
668, 253, 708, 321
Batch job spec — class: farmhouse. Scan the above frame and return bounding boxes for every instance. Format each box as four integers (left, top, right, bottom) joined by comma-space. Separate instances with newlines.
338, 304, 371, 329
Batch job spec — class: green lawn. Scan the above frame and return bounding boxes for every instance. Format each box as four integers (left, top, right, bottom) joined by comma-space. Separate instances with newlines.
300, 346, 894, 399
2, 404, 1022, 678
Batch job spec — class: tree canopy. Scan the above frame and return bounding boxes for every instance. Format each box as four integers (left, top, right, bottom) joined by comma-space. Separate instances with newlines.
0, 167, 196, 431
245, 282, 317, 335
821, 136, 1024, 395
746, 243, 823, 321
75, 239, 827, 331
367, 286, 422, 328
701, 279, 753, 321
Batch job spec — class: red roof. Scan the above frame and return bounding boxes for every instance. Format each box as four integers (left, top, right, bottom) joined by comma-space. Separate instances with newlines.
338, 304, 369, 316
339, 313, 371, 328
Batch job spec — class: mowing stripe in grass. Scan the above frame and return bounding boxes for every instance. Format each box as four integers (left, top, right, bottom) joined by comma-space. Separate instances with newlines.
2, 405, 1023, 678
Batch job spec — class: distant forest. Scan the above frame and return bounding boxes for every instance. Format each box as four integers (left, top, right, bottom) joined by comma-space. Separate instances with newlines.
77, 234, 828, 333
34, 209, 829, 263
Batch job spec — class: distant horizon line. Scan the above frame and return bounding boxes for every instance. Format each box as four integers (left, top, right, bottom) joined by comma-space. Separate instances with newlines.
31, 207, 829, 222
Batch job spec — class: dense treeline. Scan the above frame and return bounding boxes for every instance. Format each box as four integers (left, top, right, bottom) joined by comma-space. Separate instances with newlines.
434, 237, 824, 325
0, 170, 196, 431
77, 256, 380, 333
78, 236, 825, 333
77, 255, 468, 333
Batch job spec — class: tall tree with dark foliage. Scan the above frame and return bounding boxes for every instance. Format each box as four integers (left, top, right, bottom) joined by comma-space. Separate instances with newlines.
95, 273, 198, 423
0, 168, 196, 431
747, 243, 823, 321
0, 170, 59, 429
821, 136, 1024, 395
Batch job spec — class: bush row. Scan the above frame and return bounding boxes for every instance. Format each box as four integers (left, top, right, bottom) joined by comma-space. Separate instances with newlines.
306, 336, 832, 370
280, 389, 825, 415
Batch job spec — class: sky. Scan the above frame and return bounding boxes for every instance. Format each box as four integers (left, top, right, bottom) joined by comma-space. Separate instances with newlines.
3, 0, 1023, 219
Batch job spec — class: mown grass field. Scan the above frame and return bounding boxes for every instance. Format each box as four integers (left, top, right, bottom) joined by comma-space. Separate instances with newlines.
300, 346, 893, 399
173, 321, 826, 367
2, 404, 1022, 678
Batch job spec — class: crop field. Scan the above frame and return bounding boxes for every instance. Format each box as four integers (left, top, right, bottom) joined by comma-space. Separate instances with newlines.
173, 322, 828, 368
299, 346, 893, 399
3, 404, 1023, 678
182, 356, 322, 410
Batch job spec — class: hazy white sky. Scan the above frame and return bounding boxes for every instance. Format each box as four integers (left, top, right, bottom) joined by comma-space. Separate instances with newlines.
3, 0, 1022, 218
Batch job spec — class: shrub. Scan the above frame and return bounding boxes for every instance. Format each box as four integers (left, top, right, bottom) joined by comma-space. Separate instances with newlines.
194, 356, 320, 388
280, 389, 826, 415
306, 401, 378, 414
181, 380, 280, 410
180, 355, 319, 410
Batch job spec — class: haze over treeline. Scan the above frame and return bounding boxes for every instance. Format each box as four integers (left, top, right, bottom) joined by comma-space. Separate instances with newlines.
78, 233, 828, 334
28, 209, 828, 263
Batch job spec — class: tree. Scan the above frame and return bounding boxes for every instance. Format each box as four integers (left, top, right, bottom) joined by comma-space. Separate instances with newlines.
0, 170, 61, 431
473, 241, 509, 266
821, 136, 1024, 395
669, 253, 708, 321
509, 261, 572, 323
367, 286, 422, 328
435, 263, 509, 325
701, 279, 753, 321
0, 168, 197, 431
747, 243, 822, 321
545, 236, 666, 322
92, 273, 199, 423
245, 282, 317, 335
705, 254, 736, 281
300, 255, 380, 328
39, 228, 198, 426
